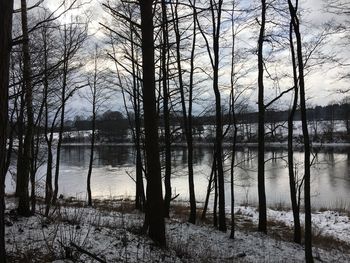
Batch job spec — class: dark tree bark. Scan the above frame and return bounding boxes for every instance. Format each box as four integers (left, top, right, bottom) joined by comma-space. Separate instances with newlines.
129, 20, 146, 213
187, 0, 197, 225
229, 8, 238, 238
30, 98, 46, 214
86, 51, 99, 207
133, 68, 145, 211
42, 25, 54, 216
0, 0, 14, 260
213, 165, 218, 228
52, 27, 68, 204
172, 0, 196, 224
130, 40, 145, 211
288, 1, 313, 261
288, 20, 301, 244
139, 0, 166, 246
15, 92, 25, 197
17, 0, 35, 217
4, 74, 17, 176
161, 0, 172, 218
257, 0, 267, 233
201, 155, 215, 220
209, 0, 226, 232
193, 0, 225, 230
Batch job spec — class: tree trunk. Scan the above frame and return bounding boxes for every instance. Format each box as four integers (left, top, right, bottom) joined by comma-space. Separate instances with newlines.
87, 100, 96, 206
0, 0, 14, 260
230, 6, 237, 239
30, 139, 36, 213
131, 29, 145, 212
161, 0, 172, 218
18, 0, 34, 217
209, 0, 226, 232
201, 155, 215, 220
288, 20, 301, 244
5, 96, 16, 175
213, 166, 218, 228
45, 140, 53, 216
257, 0, 267, 233
139, 0, 166, 246
15, 92, 25, 197
288, 1, 313, 261
172, 0, 196, 224
187, 0, 197, 225
53, 27, 69, 204
87, 53, 99, 206
43, 29, 53, 216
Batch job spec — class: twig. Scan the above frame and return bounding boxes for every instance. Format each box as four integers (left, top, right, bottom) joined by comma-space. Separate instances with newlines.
70, 242, 107, 263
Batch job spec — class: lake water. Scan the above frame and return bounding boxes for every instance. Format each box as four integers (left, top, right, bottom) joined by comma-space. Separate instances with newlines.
6, 144, 350, 210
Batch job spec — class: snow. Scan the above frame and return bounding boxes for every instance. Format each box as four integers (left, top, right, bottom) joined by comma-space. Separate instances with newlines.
4, 198, 350, 262
236, 206, 350, 244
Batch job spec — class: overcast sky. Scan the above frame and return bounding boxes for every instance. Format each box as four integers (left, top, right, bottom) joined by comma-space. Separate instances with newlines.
18, 0, 350, 117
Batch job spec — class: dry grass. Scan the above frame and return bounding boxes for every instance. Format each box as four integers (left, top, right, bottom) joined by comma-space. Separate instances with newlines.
6, 248, 55, 263
169, 202, 350, 254
23, 196, 350, 254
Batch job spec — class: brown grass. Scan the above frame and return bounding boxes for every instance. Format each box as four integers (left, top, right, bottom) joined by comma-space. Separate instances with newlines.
28, 196, 350, 254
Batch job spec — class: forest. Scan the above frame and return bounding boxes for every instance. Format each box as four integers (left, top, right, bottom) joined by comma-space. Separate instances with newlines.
0, 0, 350, 262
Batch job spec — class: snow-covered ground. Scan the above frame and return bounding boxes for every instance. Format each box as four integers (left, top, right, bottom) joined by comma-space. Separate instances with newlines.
4, 198, 350, 262
236, 206, 350, 244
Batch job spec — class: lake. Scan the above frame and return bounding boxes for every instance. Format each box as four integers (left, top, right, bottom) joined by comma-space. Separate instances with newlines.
6, 144, 350, 210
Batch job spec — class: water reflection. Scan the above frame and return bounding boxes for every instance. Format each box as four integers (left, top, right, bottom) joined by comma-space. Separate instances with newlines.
10, 145, 349, 209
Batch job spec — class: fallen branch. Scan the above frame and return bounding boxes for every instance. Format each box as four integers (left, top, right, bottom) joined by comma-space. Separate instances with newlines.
70, 242, 107, 263
171, 193, 180, 201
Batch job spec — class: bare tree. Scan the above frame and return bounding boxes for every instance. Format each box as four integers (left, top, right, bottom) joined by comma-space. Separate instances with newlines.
287, 17, 301, 244
0, 0, 14, 259
160, 0, 172, 218
288, 0, 313, 261
83, 46, 109, 206
17, 0, 35, 216
52, 20, 88, 204
102, 0, 146, 211
257, 0, 267, 233
195, 0, 226, 232
139, 0, 166, 246
171, 0, 197, 224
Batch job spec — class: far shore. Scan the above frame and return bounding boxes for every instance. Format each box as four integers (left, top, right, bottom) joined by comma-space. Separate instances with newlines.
61, 141, 350, 149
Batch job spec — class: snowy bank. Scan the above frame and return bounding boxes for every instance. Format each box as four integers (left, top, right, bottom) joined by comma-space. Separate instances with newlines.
4, 198, 350, 262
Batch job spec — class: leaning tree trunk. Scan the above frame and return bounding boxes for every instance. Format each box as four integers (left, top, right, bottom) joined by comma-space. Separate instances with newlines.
201, 155, 215, 220
0, 0, 14, 259
139, 0, 166, 246
257, 0, 267, 233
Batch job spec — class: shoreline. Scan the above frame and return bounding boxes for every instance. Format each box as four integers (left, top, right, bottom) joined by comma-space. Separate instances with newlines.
4, 196, 350, 262
61, 141, 350, 148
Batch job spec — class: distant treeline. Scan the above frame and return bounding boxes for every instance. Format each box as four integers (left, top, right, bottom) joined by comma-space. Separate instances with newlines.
213, 103, 350, 125
67, 103, 350, 131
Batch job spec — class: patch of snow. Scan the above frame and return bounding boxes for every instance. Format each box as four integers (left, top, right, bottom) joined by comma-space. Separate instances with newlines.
236, 206, 350, 244
4, 198, 350, 262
